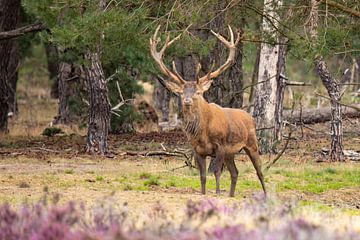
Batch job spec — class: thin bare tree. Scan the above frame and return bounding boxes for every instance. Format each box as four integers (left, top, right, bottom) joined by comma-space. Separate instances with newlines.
308, 0, 344, 161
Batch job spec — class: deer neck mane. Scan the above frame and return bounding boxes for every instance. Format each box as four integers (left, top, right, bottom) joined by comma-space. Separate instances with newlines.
182, 98, 209, 139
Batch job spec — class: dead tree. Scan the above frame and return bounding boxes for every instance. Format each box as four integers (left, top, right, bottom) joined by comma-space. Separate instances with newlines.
0, 0, 21, 133
308, 0, 344, 161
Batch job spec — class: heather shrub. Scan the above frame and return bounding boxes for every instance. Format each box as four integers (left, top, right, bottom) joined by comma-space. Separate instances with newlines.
0, 193, 358, 240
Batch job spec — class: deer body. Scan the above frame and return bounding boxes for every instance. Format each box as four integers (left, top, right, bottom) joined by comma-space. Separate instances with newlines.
184, 101, 252, 155
150, 25, 266, 197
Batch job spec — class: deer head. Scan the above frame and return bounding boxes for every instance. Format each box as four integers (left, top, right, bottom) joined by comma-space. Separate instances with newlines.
150, 25, 241, 113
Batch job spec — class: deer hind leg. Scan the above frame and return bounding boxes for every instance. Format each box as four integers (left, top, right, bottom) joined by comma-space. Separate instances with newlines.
225, 154, 238, 197
213, 144, 225, 195
244, 147, 267, 195
195, 153, 207, 195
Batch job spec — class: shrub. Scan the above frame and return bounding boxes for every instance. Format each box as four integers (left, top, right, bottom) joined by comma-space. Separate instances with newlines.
0, 194, 358, 240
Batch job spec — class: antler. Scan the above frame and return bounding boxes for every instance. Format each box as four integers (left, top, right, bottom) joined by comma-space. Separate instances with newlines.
150, 25, 185, 85
198, 25, 241, 83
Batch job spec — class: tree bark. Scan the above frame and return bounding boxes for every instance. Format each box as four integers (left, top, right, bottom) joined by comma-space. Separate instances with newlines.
227, 40, 244, 108
84, 51, 110, 154
7, 40, 19, 116
45, 43, 59, 98
248, 43, 261, 111
309, 0, 344, 161
0, 0, 21, 133
56, 62, 72, 124
274, 37, 288, 140
253, 0, 282, 153
315, 57, 344, 161
153, 77, 171, 123
203, 0, 227, 106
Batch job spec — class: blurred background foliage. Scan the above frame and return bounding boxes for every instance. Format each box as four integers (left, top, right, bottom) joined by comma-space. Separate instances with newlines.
17, 0, 359, 131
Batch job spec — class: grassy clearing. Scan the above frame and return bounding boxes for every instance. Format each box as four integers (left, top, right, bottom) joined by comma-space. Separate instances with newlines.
0, 155, 358, 216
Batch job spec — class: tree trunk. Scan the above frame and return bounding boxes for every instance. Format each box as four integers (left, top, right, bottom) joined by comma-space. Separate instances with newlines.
45, 43, 59, 99
315, 57, 344, 161
308, 0, 344, 161
56, 62, 72, 124
7, 41, 19, 116
84, 51, 110, 154
248, 43, 261, 111
253, 0, 282, 153
0, 0, 21, 133
203, 0, 227, 106
227, 40, 244, 108
153, 76, 171, 123
274, 37, 288, 140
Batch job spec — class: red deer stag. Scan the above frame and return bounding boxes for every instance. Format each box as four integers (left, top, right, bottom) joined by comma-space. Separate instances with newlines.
150, 25, 266, 197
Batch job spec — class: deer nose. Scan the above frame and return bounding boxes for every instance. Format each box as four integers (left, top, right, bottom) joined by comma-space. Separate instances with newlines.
183, 98, 192, 106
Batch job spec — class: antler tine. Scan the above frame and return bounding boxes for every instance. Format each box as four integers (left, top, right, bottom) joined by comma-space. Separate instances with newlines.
195, 62, 202, 80
228, 25, 234, 44
198, 61, 215, 84
199, 26, 240, 82
172, 61, 186, 83
206, 61, 215, 78
153, 25, 161, 42
149, 25, 185, 85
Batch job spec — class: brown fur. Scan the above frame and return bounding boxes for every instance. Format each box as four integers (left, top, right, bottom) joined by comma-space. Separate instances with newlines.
180, 83, 266, 197
150, 25, 265, 197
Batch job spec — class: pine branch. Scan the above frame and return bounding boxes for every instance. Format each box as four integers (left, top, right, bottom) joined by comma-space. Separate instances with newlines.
0, 23, 46, 41
318, 0, 360, 18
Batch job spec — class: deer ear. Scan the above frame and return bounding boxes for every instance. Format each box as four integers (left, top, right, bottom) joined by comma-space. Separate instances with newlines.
199, 79, 213, 92
165, 81, 183, 94
158, 77, 183, 94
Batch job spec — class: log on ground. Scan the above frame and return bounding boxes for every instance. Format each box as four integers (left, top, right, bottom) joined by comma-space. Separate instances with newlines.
284, 104, 360, 124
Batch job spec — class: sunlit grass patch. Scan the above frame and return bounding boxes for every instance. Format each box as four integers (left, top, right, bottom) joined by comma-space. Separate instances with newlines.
64, 169, 74, 174
269, 164, 360, 193
144, 176, 160, 187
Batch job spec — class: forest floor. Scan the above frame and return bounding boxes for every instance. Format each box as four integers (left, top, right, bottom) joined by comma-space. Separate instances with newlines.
0, 88, 360, 228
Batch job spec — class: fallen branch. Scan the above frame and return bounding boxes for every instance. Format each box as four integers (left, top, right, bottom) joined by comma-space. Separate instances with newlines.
321, 149, 360, 161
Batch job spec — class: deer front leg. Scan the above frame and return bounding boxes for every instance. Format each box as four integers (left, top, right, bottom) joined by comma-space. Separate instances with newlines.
214, 144, 225, 195
195, 153, 206, 195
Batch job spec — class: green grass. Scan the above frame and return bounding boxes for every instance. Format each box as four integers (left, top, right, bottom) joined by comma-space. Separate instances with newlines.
79, 164, 358, 195
64, 169, 74, 174
96, 176, 104, 181
271, 166, 360, 193
144, 176, 160, 187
